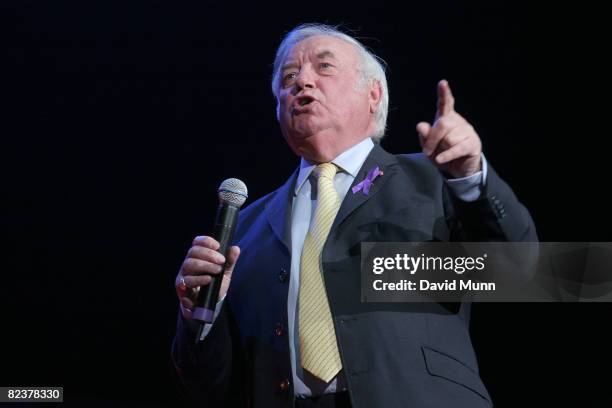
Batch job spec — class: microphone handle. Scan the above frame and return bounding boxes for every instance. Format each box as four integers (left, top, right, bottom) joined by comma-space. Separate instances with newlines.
193, 202, 239, 327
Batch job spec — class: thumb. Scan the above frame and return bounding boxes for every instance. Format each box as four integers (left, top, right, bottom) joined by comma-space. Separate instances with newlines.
219, 245, 240, 300
224, 245, 241, 277
416, 122, 431, 147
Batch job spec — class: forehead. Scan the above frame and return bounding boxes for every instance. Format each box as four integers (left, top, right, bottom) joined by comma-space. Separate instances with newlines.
283, 35, 359, 63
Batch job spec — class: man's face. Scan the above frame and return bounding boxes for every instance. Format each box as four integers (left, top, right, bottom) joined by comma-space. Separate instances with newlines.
277, 35, 380, 163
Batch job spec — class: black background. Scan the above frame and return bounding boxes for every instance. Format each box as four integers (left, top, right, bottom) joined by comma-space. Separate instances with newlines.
1, 1, 609, 407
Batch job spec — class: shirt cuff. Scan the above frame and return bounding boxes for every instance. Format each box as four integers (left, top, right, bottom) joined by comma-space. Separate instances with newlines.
444, 154, 488, 202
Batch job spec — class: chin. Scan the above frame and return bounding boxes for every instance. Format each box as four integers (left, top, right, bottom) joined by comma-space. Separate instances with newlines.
294, 136, 337, 163
282, 121, 339, 162
291, 119, 322, 138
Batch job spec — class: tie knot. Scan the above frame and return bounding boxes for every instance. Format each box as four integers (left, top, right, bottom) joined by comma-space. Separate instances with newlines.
314, 163, 338, 181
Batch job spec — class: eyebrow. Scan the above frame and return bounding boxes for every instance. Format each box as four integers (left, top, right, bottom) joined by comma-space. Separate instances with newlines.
281, 49, 338, 71
281, 62, 299, 72
315, 50, 336, 60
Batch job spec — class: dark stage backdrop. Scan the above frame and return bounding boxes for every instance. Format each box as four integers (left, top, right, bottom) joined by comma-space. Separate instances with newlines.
1, 1, 609, 407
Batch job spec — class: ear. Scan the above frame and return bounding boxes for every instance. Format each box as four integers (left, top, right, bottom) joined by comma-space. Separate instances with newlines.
368, 80, 383, 114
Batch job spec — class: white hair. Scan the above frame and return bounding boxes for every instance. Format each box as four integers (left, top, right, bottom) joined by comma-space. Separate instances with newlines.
271, 24, 389, 142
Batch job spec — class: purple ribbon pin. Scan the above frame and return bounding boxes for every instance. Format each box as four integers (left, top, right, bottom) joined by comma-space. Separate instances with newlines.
352, 166, 383, 196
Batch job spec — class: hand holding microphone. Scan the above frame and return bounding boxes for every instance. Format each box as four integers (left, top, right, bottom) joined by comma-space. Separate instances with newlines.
175, 236, 240, 316
174, 178, 248, 342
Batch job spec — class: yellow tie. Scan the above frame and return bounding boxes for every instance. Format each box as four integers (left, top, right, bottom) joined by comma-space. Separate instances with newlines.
299, 163, 343, 383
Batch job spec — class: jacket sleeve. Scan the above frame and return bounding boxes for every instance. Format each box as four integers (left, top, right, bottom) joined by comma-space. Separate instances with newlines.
171, 298, 246, 406
444, 163, 538, 242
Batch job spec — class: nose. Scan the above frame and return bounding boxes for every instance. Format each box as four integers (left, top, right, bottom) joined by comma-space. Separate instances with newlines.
294, 66, 315, 91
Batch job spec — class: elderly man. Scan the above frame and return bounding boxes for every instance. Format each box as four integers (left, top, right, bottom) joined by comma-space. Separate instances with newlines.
172, 24, 536, 408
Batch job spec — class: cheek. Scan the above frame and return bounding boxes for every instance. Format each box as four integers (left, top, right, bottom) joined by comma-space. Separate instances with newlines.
278, 98, 291, 120
324, 82, 368, 113
278, 96, 288, 112
279, 89, 294, 108
335, 93, 369, 120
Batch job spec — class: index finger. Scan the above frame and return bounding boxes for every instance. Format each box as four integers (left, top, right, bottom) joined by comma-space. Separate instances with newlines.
435, 79, 455, 119
192, 235, 220, 250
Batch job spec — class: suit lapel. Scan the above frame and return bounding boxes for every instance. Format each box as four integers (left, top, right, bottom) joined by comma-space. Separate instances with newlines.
265, 169, 297, 253
264, 145, 399, 251
331, 144, 399, 232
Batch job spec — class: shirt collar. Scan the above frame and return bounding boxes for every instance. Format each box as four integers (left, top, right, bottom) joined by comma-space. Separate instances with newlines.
294, 137, 375, 196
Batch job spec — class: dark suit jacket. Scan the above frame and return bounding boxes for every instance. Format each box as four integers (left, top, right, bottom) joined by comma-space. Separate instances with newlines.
172, 145, 537, 408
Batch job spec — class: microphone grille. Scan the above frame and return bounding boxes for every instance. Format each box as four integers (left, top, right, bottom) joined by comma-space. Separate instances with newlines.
218, 178, 248, 207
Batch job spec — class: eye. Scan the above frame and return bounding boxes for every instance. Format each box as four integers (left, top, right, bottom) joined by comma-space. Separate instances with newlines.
282, 71, 298, 86
319, 62, 333, 69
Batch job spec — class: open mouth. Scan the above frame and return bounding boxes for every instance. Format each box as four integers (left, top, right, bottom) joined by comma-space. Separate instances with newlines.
295, 95, 315, 108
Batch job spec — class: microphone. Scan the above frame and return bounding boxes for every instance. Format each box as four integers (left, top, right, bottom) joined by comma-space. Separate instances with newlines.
193, 178, 248, 342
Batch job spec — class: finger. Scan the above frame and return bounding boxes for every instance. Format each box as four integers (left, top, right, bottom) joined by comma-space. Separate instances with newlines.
438, 126, 472, 150
180, 296, 195, 310
422, 114, 468, 156
434, 138, 476, 165
416, 122, 431, 148
181, 258, 224, 276
435, 79, 455, 119
224, 246, 241, 275
219, 246, 240, 300
182, 274, 213, 288
175, 274, 207, 296
192, 235, 220, 250
432, 124, 480, 163
421, 121, 451, 157
187, 246, 226, 264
